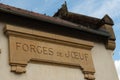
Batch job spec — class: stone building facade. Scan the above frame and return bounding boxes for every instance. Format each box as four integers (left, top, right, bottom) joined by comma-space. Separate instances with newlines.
0, 2, 118, 80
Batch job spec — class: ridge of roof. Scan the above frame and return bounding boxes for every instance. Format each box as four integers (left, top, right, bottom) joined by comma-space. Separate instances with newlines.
53, 2, 114, 28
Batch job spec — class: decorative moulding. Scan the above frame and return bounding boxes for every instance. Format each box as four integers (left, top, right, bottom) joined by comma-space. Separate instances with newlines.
101, 24, 116, 50
106, 40, 115, 50
4, 24, 95, 80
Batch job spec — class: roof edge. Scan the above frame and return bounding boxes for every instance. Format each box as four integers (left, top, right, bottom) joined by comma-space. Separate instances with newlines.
0, 3, 110, 38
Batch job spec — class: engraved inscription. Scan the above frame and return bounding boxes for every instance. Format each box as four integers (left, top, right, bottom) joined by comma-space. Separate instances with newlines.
15, 41, 89, 62
16, 42, 54, 55
9, 36, 95, 73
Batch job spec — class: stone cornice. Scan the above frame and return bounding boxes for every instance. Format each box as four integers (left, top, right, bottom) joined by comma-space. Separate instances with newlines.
5, 25, 94, 50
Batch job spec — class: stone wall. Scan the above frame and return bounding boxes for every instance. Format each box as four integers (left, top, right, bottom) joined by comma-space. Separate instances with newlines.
0, 22, 118, 80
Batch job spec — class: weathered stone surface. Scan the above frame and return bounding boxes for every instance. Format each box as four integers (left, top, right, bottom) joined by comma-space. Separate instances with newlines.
5, 24, 95, 79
